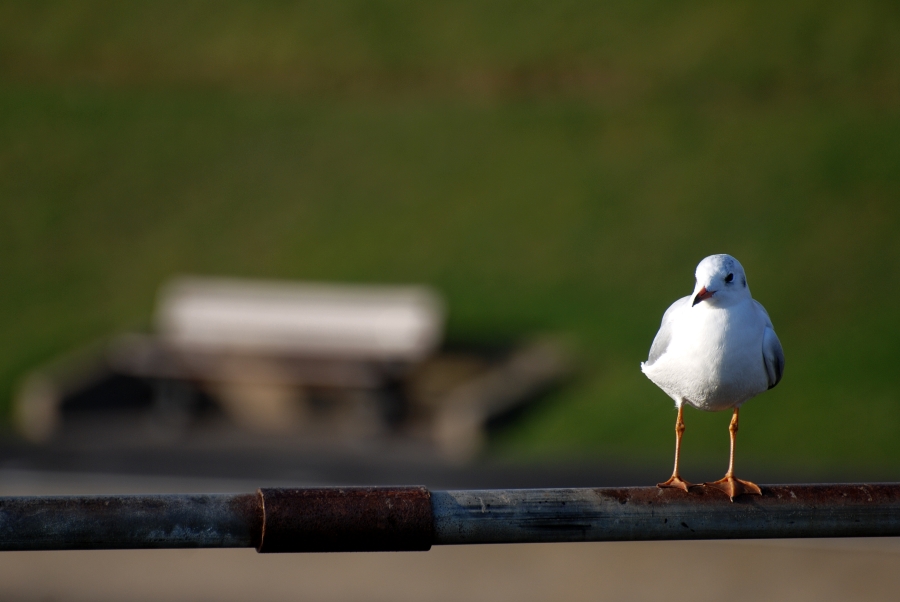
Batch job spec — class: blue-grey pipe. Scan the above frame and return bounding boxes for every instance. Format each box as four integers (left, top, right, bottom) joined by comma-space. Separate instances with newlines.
0, 492, 261, 551
1, 484, 899, 552
431, 484, 900, 544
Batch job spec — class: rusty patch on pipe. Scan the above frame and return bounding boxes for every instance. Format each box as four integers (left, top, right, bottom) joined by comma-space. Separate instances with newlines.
591, 483, 900, 506
228, 492, 264, 550
257, 487, 433, 553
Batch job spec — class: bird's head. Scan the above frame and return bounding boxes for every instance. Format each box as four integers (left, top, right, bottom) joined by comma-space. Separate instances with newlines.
691, 254, 750, 308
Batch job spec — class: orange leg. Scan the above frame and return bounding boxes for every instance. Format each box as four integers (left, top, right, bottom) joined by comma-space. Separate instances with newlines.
658, 404, 694, 492
704, 408, 762, 501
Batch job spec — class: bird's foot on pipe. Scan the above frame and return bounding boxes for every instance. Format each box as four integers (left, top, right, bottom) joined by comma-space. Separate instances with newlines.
657, 475, 694, 492
704, 476, 761, 501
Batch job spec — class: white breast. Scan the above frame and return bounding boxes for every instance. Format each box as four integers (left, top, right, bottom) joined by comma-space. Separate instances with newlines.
642, 300, 769, 411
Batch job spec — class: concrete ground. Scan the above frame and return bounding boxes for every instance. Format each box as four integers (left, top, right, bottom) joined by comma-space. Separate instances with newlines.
0, 470, 898, 602
2, 537, 899, 601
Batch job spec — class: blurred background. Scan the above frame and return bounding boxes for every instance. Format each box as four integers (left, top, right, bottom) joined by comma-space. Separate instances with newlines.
2, 1, 900, 600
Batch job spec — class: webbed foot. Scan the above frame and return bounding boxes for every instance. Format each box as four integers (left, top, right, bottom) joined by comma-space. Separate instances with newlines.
704, 475, 761, 501
657, 475, 695, 493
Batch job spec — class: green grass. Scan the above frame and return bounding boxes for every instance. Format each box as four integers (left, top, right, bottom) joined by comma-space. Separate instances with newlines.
2, 1, 900, 473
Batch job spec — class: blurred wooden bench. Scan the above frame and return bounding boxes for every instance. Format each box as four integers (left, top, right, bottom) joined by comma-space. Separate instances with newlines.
14, 278, 567, 460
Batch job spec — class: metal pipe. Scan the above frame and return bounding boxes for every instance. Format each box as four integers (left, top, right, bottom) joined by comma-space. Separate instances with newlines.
1, 484, 899, 552
257, 487, 432, 552
431, 484, 900, 545
0, 493, 261, 551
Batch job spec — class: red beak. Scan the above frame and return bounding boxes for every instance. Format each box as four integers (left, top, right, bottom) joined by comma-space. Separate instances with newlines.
692, 286, 715, 306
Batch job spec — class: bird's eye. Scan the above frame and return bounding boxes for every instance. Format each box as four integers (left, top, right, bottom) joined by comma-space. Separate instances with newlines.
725, 273, 734, 283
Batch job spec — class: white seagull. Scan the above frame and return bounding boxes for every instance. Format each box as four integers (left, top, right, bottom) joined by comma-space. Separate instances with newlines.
641, 254, 784, 500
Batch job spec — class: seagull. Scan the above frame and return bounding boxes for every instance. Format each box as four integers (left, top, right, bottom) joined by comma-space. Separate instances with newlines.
641, 254, 784, 500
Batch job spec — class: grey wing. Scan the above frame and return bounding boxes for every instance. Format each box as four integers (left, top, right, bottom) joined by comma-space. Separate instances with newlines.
753, 300, 784, 389
645, 296, 690, 366
753, 300, 774, 328
762, 326, 785, 389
